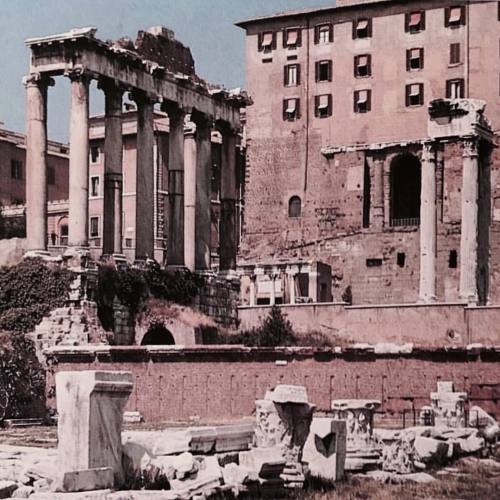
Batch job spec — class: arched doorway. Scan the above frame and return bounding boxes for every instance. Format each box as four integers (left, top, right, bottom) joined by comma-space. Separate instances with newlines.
140, 323, 175, 345
390, 153, 421, 227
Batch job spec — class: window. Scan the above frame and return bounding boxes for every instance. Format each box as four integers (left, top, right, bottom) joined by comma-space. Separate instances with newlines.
397, 252, 406, 267
90, 176, 100, 197
390, 153, 421, 227
90, 217, 99, 238
258, 31, 276, 52
315, 24, 333, 44
283, 28, 301, 48
450, 43, 461, 65
284, 64, 300, 86
125, 238, 133, 248
353, 18, 372, 39
446, 79, 465, 99
405, 11, 425, 33
47, 166, 55, 185
283, 98, 300, 121
90, 145, 100, 164
315, 94, 332, 118
60, 224, 68, 246
288, 196, 302, 217
316, 60, 332, 82
405, 83, 424, 107
354, 54, 372, 77
10, 160, 23, 180
449, 250, 458, 269
366, 258, 383, 267
354, 89, 371, 113
406, 48, 424, 71
445, 6, 465, 28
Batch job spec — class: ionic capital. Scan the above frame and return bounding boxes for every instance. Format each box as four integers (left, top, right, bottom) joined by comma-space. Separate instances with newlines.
184, 115, 197, 137
421, 141, 437, 164
65, 67, 92, 84
23, 73, 55, 89
462, 137, 479, 159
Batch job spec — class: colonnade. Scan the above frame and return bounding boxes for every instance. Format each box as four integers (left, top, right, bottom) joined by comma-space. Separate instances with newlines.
24, 72, 239, 271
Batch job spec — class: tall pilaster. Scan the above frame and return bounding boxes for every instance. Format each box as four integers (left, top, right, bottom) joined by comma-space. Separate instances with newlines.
132, 91, 155, 260
25, 74, 51, 252
219, 127, 238, 271
184, 120, 197, 271
68, 71, 90, 249
372, 156, 384, 229
164, 103, 185, 266
459, 137, 480, 303
419, 141, 437, 303
101, 80, 124, 256
194, 116, 212, 271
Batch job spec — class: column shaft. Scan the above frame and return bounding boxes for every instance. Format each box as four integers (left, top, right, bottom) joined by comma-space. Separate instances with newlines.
372, 157, 384, 229
269, 275, 276, 306
134, 95, 155, 260
249, 276, 256, 307
195, 120, 212, 271
25, 76, 49, 251
419, 142, 437, 303
220, 132, 238, 271
102, 83, 123, 255
68, 74, 90, 248
288, 273, 296, 305
459, 138, 480, 303
167, 109, 185, 265
184, 125, 197, 271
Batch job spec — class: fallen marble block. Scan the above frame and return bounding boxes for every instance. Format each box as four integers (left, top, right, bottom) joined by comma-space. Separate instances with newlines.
239, 448, 286, 479
0, 480, 17, 499
56, 468, 114, 493
265, 385, 308, 404
414, 436, 450, 464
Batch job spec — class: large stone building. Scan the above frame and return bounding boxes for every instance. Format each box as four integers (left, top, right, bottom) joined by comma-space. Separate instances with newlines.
236, 0, 500, 306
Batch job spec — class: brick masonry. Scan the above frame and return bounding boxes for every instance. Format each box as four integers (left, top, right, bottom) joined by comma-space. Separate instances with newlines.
47, 346, 500, 422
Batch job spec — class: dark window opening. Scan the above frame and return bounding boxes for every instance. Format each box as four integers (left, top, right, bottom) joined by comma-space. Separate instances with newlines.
289, 196, 302, 217
315, 94, 332, 118
446, 79, 465, 99
397, 252, 406, 267
450, 43, 461, 64
362, 158, 371, 228
125, 238, 133, 248
90, 146, 100, 163
284, 64, 300, 86
449, 250, 458, 269
90, 176, 100, 197
407, 48, 424, 71
366, 258, 383, 267
141, 324, 175, 345
390, 153, 421, 227
10, 160, 23, 180
354, 89, 371, 113
316, 60, 332, 82
90, 217, 99, 238
353, 18, 372, 39
405, 11, 425, 33
47, 166, 55, 185
405, 83, 424, 107
354, 54, 371, 78
60, 224, 68, 246
283, 98, 300, 121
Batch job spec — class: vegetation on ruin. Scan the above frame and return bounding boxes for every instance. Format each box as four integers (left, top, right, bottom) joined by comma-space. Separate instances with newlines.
215, 306, 337, 348
0, 258, 73, 334
0, 205, 26, 240
96, 261, 203, 331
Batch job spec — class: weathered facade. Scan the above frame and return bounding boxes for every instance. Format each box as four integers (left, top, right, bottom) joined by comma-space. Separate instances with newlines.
24, 25, 246, 271
236, 0, 500, 305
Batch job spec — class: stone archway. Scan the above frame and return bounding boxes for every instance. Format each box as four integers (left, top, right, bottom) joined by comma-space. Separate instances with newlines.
140, 323, 175, 345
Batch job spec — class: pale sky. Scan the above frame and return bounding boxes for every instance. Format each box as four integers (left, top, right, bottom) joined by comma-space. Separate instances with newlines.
0, 0, 335, 142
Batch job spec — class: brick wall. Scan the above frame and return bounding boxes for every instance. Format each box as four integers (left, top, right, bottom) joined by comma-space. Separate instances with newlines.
47, 345, 500, 422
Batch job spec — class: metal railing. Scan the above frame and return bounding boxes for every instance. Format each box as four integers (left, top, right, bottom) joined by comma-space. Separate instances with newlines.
390, 217, 420, 227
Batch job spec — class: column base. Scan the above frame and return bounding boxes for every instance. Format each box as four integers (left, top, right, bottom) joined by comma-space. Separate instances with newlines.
417, 295, 437, 305
24, 250, 60, 262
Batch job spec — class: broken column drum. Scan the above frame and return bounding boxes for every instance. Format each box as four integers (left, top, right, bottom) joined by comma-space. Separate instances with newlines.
24, 27, 245, 264
430, 381, 467, 428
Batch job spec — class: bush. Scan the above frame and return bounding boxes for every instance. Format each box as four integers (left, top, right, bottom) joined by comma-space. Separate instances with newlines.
0, 259, 73, 333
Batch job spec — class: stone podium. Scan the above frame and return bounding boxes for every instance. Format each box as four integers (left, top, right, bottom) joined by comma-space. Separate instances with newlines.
55, 370, 134, 490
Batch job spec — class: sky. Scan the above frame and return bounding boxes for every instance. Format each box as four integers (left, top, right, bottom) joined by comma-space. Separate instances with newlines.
0, 0, 335, 142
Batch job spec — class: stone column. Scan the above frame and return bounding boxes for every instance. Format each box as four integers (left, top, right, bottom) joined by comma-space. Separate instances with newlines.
288, 271, 297, 305
194, 116, 212, 271
372, 156, 384, 229
25, 74, 51, 252
164, 103, 185, 266
184, 120, 197, 271
269, 272, 277, 306
219, 127, 238, 271
309, 269, 319, 302
249, 274, 257, 307
419, 142, 437, 303
460, 137, 480, 303
101, 80, 124, 256
68, 71, 90, 249
132, 91, 155, 260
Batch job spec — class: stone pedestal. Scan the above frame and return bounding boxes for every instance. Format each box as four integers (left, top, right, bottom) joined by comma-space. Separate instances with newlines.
430, 381, 467, 428
302, 417, 347, 482
68, 72, 90, 249
419, 142, 437, 303
55, 371, 133, 489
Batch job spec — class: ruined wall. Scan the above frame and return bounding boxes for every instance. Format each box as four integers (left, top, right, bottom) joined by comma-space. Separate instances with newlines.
47, 346, 500, 422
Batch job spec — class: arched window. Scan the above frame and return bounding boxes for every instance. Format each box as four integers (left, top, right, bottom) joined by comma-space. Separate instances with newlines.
141, 324, 175, 345
288, 196, 302, 217
390, 153, 421, 227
